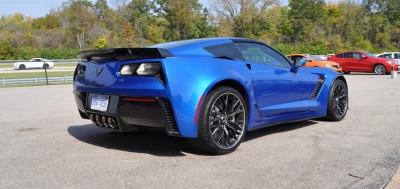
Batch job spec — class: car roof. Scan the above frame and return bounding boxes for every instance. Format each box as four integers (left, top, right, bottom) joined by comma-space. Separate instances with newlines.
150, 37, 268, 56
337, 50, 366, 54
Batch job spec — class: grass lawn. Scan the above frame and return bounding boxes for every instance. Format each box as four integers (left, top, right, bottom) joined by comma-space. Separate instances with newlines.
0, 71, 74, 79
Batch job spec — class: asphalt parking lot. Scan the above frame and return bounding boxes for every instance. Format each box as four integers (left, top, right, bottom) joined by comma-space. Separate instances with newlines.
1, 74, 399, 188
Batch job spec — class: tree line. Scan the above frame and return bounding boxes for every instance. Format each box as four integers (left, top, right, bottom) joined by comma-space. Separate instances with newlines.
0, 0, 399, 60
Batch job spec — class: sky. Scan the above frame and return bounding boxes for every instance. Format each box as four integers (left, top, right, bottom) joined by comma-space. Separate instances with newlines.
0, 0, 342, 18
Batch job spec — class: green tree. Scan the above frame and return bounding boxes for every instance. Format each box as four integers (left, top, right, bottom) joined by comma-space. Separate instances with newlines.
156, 0, 212, 41
59, 0, 96, 50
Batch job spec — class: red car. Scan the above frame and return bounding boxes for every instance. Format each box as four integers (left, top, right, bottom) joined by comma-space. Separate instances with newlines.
327, 51, 398, 75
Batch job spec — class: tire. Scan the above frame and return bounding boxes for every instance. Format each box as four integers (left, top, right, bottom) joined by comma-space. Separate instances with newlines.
43, 64, 49, 69
324, 79, 348, 121
19, 64, 26, 70
374, 64, 386, 75
190, 86, 248, 155
343, 71, 351, 74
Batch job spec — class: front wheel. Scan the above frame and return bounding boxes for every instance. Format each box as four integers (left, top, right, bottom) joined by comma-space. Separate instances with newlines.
19, 64, 26, 70
324, 79, 348, 121
374, 64, 386, 75
43, 64, 49, 69
190, 86, 248, 155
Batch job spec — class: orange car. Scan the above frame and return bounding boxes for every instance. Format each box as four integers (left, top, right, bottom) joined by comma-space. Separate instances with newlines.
287, 54, 343, 73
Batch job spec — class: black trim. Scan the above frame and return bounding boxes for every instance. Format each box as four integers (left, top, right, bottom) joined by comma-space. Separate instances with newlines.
311, 76, 325, 99
204, 43, 245, 60
80, 48, 174, 62
74, 91, 181, 135
159, 98, 180, 136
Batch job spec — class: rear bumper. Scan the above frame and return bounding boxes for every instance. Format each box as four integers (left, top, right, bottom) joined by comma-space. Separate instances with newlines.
73, 90, 180, 136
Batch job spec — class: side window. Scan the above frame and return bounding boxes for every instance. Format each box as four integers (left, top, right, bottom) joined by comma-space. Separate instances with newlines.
353, 52, 362, 58
343, 52, 353, 58
204, 43, 244, 60
394, 54, 400, 59
379, 54, 392, 59
235, 43, 291, 68
337, 53, 344, 58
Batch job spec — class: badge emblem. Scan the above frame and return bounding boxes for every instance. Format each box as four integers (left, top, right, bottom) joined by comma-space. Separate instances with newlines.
96, 67, 104, 77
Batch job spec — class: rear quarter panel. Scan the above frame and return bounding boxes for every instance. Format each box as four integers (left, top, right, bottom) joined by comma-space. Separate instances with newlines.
163, 57, 255, 137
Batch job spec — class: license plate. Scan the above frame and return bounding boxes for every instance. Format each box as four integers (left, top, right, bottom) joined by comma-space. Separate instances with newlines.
91, 95, 109, 112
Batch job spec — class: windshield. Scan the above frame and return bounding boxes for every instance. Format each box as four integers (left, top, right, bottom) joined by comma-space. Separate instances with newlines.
363, 52, 377, 58
308, 55, 324, 61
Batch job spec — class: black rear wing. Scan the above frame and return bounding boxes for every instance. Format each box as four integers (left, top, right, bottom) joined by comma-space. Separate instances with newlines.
79, 48, 174, 62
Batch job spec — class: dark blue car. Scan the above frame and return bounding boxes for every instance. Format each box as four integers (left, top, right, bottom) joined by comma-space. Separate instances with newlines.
73, 38, 348, 154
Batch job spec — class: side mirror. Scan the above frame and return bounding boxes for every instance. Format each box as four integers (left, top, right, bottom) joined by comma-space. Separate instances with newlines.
291, 57, 306, 73
362, 55, 367, 59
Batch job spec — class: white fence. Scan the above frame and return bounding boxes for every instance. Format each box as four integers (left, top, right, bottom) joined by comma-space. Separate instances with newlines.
1, 76, 73, 86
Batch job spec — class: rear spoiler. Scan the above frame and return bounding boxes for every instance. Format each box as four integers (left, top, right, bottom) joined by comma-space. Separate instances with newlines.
79, 48, 174, 62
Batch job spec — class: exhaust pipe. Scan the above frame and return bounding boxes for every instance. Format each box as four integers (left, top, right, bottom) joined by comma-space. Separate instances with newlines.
89, 114, 95, 123
101, 116, 108, 127
108, 117, 117, 129
95, 115, 101, 126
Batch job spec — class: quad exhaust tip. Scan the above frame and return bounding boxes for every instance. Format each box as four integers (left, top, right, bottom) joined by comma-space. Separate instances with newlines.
88, 114, 118, 129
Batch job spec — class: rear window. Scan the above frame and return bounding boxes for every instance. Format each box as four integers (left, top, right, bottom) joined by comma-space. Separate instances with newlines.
204, 43, 244, 60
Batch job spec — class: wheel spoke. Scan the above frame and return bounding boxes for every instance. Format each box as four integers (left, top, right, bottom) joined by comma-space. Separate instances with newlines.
224, 94, 229, 113
208, 91, 246, 149
228, 109, 244, 118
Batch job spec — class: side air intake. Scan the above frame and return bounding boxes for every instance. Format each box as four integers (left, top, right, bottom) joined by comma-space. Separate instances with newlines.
311, 76, 325, 99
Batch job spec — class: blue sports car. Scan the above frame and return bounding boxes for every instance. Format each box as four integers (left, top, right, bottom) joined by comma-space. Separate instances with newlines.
73, 38, 348, 154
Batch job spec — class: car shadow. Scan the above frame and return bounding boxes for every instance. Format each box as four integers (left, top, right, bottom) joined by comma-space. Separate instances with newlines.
68, 124, 199, 157
68, 121, 318, 156
244, 120, 318, 141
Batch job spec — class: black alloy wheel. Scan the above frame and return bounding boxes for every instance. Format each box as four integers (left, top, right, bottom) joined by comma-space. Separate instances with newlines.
374, 64, 386, 75
19, 64, 26, 70
324, 79, 348, 121
43, 64, 49, 69
191, 86, 247, 154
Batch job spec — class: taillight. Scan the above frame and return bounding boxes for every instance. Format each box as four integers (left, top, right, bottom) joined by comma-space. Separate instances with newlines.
74, 64, 86, 81
119, 62, 166, 85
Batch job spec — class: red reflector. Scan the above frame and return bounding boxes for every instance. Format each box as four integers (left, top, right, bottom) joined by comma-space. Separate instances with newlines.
194, 94, 205, 124
123, 97, 156, 102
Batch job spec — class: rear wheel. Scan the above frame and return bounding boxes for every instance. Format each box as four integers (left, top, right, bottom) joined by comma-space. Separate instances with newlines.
190, 86, 248, 155
19, 64, 26, 70
43, 64, 49, 69
374, 64, 386, 75
324, 79, 348, 121
343, 71, 351, 74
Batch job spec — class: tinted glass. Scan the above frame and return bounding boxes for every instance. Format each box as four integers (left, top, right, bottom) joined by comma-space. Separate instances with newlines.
363, 51, 377, 58
353, 52, 362, 58
337, 53, 344, 58
379, 54, 392, 59
235, 43, 291, 68
343, 52, 353, 58
394, 54, 400, 59
204, 43, 244, 60
309, 55, 324, 61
